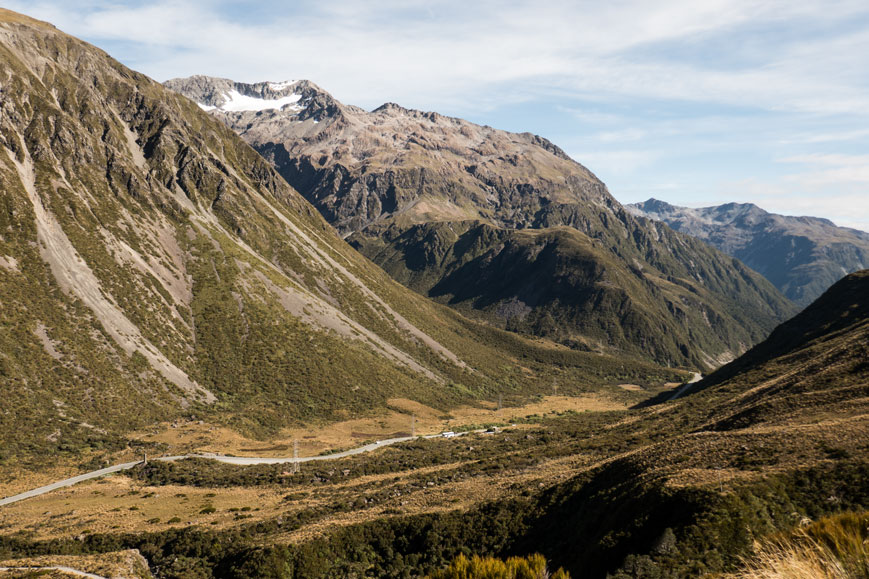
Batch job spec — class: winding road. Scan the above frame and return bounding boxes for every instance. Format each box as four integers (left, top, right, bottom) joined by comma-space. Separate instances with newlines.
1, 373, 705, 509
0, 431, 479, 507
667, 372, 704, 401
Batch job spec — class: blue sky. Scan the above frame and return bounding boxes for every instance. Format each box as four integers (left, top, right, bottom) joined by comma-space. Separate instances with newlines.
12, 0, 869, 231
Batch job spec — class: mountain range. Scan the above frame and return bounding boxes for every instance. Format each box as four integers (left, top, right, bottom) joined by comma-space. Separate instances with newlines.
627, 198, 869, 306
165, 76, 796, 370
0, 10, 684, 462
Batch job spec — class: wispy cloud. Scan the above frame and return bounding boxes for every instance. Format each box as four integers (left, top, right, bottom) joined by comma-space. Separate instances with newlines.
6, 0, 868, 230
779, 153, 869, 167
569, 150, 663, 176
779, 129, 869, 144
9, 0, 869, 115
596, 129, 647, 143
778, 153, 869, 190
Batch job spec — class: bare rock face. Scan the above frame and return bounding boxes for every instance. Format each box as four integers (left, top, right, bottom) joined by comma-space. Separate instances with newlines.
628, 198, 869, 306
166, 75, 608, 234
167, 75, 798, 369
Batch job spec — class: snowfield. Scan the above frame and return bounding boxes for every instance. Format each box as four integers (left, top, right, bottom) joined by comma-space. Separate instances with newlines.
202, 89, 303, 112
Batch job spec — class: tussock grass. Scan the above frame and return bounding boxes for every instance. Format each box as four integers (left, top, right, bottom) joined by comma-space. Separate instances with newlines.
730, 511, 869, 579
428, 553, 569, 579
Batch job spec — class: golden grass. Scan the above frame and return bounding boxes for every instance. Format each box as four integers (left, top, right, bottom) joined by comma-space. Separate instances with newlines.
0, 448, 150, 498
731, 540, 851, 578
130, 394, 628, 458
0, 475, 292, 540
617, 383, 645, 391
0, 435, 593, 544
276, 451, 590, 544
0, 465, 78, 499
726, 511, 869, 579
0, 392, 633, 543
427, 553, 570, 579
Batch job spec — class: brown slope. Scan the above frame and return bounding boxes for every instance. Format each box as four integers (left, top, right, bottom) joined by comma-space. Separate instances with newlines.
515, 272, 869, 577
683, 268, 869, 429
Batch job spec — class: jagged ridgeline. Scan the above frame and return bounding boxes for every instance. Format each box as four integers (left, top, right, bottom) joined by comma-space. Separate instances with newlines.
166, 76, 797, 370
627, 198, 869, 307
0, 10, 680, 460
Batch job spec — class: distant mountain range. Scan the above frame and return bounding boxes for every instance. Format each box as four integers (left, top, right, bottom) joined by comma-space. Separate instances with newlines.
627, 198, 869, 306
166, 76, 796, 370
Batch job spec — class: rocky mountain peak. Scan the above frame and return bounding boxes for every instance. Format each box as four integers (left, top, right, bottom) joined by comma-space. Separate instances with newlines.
372, 101, 411, 115
166, 76, 321, 110
631, 198, 676, 217
167, 75, 611, 234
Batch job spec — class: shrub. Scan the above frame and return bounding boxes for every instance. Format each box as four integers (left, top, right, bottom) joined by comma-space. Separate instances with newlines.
428, 553, 570, 579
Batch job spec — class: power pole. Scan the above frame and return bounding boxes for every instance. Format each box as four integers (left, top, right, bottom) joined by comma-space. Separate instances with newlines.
292, 439, 299, 474
411, 413, 416, 437
553, 380, 558, 396
498, 394, 502, 411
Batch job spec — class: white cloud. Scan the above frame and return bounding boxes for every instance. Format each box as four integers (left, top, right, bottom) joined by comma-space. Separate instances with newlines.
779, 153, 869, 167
5, 0, 868, 230
566, 149, 662, 176
779, 128, 869, 144
7, 0, 869, 115
596, 128, 647, 143
778, 154, 869, 188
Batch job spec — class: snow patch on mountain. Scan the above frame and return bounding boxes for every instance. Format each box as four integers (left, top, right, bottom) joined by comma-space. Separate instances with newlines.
202, 89, 303, 113
268, 80, 297, 90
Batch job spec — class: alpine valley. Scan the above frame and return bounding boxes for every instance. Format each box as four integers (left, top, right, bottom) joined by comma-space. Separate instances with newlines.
0, 8, 866, 579
0, 9, 682, 467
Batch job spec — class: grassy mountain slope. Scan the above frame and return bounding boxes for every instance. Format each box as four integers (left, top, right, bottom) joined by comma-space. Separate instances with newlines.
628, 198, 869, 306
166, 76, 796, 370
2, 263, 861, 577
519, 269, 868, 576
681, 268, 869, 429
335, 269, 865, 575
0, 9, 681, 464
